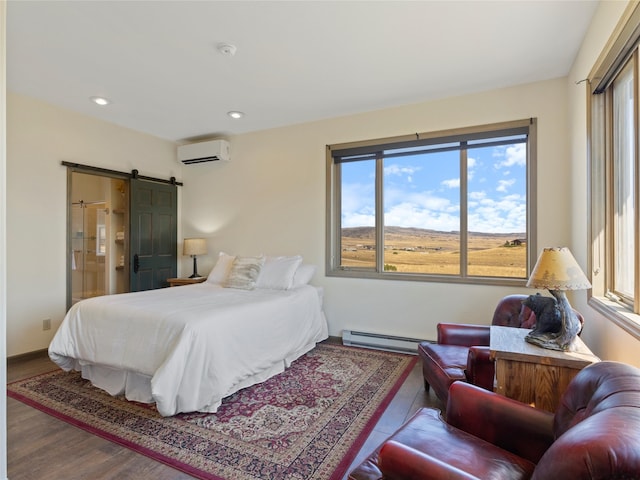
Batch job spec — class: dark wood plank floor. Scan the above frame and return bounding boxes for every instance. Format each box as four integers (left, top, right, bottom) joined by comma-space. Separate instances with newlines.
7, 344, 443, 480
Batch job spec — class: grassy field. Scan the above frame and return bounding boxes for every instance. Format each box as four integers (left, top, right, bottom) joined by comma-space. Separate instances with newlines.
341, 226, 526, 278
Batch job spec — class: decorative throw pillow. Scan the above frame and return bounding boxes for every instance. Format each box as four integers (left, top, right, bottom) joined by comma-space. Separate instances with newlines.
224, 255, 265, 290
256, 255, 303, 290
292, 264, 316, 287
206, 252, 236, 284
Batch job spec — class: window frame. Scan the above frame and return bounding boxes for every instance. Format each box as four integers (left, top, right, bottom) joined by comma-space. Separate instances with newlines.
587, 1, 640, 340
325, 119, 537, 286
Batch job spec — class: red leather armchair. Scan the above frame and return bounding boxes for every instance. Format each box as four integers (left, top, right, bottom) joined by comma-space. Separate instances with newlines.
418, 294, 536, 403
348, 361, 640, 479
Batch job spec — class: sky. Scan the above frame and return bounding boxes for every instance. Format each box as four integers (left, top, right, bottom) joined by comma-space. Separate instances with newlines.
341, 140, 527, 234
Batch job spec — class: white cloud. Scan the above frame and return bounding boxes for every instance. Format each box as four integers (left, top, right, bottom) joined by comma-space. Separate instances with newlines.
341, 181, 374, 227
384, 202, 460, 231
496, 178, 516, 192
441, 178, 460, 188
467, 156, 477, 180
342, 212, 375, 228
343, 187, 525, 234
494, 143, 526, 168
382, 189, 461, 231
385, 163, 420, 180
405, 190, 457, 212
467, 193, 526, 233
469, 191, 486, 200
344, 187, 462, 231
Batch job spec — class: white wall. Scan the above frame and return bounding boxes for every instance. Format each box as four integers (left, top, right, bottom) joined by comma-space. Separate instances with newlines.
567, 0, 640, 367
6, 92, 180, 356
1, 1, 9, 477
182, 77, 572, 342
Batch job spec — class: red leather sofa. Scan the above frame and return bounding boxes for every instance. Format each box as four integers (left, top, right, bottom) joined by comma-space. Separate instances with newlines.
417, 294, 535, 403
348, 360, 640, 479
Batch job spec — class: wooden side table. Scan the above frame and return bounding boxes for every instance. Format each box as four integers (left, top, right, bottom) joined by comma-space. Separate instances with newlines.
167, 277, 206, 287
490, 326, 599, 412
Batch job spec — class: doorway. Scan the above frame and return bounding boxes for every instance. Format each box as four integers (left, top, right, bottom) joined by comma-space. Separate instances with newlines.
67, 171, 130, 308
66, 165, 179, 309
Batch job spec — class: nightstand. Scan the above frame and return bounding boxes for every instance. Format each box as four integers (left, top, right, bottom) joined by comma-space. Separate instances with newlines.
490, 326, 599, 412
167, 277, 206, 287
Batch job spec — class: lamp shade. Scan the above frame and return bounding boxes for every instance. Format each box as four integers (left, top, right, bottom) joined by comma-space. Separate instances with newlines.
526, 247, 591, 291
183, 238, 207, 256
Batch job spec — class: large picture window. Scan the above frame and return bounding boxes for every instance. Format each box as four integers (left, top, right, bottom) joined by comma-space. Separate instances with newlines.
587, 2, 640, 338
326, 119, 537, 285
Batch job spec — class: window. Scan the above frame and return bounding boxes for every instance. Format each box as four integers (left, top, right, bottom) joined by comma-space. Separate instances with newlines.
588, 3, 640, 338
326, 119, 537, 285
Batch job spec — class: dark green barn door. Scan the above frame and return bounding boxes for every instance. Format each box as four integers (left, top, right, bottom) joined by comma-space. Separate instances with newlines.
130, 178, 177, 291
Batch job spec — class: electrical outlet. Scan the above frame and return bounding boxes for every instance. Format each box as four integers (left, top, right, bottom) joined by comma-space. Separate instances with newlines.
42, 318, 51, 331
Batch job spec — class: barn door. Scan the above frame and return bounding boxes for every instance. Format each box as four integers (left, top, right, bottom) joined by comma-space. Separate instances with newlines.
129, 178, 177, 291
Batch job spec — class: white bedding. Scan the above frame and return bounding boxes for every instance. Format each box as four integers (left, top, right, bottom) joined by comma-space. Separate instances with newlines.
48, 283, 328, 416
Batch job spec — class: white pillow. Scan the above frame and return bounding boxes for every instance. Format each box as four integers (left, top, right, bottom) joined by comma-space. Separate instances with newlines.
292, 264, 316, 287
224, 255, 265, 290
206, 252, 236, 284
256, 255, 303, 290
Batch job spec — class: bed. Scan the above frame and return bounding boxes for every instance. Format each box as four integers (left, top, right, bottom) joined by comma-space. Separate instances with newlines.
49, 254, 328, 416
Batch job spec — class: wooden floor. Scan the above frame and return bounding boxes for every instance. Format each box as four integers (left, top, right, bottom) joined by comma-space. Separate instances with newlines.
7, 343, 443, 480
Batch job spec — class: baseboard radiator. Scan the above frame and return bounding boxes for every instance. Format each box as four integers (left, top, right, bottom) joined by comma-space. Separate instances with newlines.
342, 329, 432, 355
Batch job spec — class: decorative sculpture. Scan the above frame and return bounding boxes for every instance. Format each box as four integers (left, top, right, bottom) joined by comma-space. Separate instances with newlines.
522, 293, 562, 336
523, 291, 582, 351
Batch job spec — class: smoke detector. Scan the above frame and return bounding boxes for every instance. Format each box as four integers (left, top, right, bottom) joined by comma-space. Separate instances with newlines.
217, 43, 237, 57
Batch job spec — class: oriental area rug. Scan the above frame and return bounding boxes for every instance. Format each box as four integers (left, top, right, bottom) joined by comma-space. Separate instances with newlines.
7, 343, 416, 480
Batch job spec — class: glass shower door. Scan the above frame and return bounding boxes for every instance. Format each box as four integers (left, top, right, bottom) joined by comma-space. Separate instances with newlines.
71, 201, 107, 304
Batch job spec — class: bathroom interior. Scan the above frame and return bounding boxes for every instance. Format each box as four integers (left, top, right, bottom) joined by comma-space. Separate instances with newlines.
69, 171, 129, 306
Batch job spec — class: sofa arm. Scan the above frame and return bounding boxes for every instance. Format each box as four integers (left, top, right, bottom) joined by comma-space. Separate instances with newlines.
446, 382, 555, 464
465, 346, 494, 391
379, 441, 481, 480
437, 323, 491, 346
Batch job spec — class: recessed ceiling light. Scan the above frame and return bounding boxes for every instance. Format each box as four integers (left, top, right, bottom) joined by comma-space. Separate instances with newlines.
227, 111, 244, 119
90, 96, 111, 106
217, 43, 237, 57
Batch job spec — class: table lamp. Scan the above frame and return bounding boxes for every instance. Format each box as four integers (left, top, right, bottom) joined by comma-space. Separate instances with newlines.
183, 238, 207, 278
525, 247, 591, 351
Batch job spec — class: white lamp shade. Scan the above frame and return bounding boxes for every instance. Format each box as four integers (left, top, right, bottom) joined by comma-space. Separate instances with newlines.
526, 247, 591, 291
183, 238, 207, 256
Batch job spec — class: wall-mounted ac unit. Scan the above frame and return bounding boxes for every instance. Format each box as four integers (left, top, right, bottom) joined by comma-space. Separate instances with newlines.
177, 139, 230, 165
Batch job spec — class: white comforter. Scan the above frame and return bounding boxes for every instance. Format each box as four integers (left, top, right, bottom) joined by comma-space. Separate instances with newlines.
49, 283, 328, 416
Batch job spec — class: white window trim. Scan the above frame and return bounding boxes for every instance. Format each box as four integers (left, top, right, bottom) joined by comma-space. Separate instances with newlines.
587, 1, 640, 340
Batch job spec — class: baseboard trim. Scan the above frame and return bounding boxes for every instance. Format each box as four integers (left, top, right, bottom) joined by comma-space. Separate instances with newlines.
7, 348, 48, 364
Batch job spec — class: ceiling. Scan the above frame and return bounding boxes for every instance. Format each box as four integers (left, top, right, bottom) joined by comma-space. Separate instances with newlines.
7, 1, 600, 142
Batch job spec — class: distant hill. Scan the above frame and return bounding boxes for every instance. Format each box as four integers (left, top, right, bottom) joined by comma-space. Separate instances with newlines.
341, 226, 527, 275
342, 226, 525, 240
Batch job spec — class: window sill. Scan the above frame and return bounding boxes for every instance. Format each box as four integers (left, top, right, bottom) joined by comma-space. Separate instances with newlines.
326, 267, 528, 287
589, 296, 640, 341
